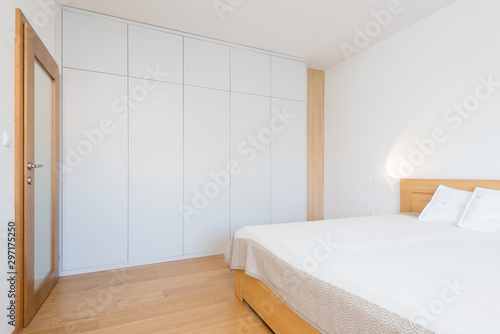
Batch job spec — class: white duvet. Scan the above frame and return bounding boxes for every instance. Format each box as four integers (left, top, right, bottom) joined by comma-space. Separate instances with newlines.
233, 214, 500, 334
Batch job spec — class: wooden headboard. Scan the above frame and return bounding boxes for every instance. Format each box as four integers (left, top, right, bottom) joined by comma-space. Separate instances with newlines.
400, 179, 500, 213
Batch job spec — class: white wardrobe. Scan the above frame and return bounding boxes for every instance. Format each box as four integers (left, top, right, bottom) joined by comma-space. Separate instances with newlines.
60, 8, 307, 275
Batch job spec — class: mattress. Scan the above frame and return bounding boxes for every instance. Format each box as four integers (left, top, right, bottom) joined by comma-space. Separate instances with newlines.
225, 213, 500, 334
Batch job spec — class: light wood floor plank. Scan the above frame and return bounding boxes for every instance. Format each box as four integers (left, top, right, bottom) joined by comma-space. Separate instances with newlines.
21, 255, 272, 334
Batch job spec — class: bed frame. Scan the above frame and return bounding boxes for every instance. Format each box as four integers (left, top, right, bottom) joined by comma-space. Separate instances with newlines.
400, 178, 500, 213
235, 178, 500, 333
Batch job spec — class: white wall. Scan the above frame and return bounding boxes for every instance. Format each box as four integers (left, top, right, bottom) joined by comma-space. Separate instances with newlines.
0, 1, 57, 332
325, 0, 500, 219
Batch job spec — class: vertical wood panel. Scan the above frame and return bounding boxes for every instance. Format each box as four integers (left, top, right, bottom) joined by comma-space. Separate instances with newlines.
307, 69, 324, 221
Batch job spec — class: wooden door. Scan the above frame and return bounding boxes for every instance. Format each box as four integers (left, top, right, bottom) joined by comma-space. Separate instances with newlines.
22, 12, 60, 326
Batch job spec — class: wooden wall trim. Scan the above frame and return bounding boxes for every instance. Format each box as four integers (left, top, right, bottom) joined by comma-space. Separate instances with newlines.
307, 69, 325, 221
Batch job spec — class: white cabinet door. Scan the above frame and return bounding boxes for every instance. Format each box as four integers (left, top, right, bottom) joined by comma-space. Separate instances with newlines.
184, 38, 230, 90
271, 57, 307, 101
271, 98, 307, 224
231, 93, 271, 235
184, 86, 230, 254
231, 48, 270, 96
129, 79, 184, 262
62, 10, 127, 75
62, 69, 128, 271
128, 26, 183, 84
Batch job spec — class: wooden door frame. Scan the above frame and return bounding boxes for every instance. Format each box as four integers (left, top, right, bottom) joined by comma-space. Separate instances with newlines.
14, 8, 61, 332
14, 9, 28, 333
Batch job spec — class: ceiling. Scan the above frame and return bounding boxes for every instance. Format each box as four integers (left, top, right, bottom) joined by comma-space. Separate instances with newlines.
56, 0, 457, 70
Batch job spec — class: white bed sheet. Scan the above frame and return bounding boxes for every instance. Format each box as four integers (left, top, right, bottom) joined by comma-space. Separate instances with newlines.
233, 214, 500, 334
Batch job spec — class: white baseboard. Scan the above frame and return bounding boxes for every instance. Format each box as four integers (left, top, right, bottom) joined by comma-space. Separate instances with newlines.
59, 250, 225, 277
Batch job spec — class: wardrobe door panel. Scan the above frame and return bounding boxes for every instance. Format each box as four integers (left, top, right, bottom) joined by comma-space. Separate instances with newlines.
271, 56, 307, 101
62, 69, 128, 271
184, 38, 230, 90
62, 10, 127, 75
231, 93, 271, 235
61, 9, 310, 268
231, 48, 270, 96
129, 79, 184, 262
184, 86, 230, 254
128, 26, 183, 84
271, 98, 307, 224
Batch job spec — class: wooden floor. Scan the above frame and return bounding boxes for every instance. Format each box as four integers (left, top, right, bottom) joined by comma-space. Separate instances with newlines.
21, 255, 273, 333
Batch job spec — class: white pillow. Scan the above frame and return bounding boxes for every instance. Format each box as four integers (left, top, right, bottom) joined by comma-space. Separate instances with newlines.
458, 187, 500, 232
418, 185, 473, 225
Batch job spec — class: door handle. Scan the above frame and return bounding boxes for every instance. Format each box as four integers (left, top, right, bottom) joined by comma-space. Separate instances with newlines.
27, 162, 43, 170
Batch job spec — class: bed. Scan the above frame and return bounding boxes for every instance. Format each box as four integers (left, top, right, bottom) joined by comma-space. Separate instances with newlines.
225, 179, 500, 333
